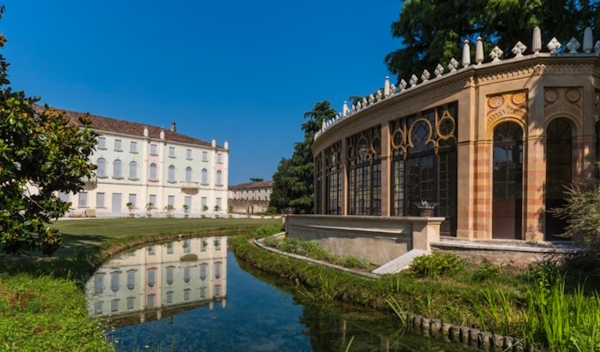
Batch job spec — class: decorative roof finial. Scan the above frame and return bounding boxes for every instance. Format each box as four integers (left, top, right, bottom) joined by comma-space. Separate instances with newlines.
462, 40, 471, 68
583, 27, 593, 53
532, 27, 542, 54
384, 76, 390, 97
475, 37, 484, 65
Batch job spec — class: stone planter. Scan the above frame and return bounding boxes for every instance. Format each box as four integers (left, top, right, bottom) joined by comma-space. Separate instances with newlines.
247, 214, 251, 219
201, 215, 206, 218
184, 214, 189, 218
271, 215, 275, 219
228, 215, 233, 219
261, 215, 265, 219
147, 214, 152, 219
128, 213, 134, 218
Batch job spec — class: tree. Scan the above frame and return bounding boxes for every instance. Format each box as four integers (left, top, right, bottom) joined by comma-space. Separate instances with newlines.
269, 101, 336, 214
0, 5, 98, 256
269, 157, 291, 212
385, 0, 600, 83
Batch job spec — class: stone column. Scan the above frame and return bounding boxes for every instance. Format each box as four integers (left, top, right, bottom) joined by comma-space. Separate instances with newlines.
472, 138, 493, 239
524, 133, 545, 241
381, 123, 391, 216
524, 86, 545, 242
456, 84, 478, 239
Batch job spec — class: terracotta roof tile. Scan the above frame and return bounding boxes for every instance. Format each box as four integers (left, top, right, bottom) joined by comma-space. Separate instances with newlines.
229, 181, 273, 190
35, 105, 218, 148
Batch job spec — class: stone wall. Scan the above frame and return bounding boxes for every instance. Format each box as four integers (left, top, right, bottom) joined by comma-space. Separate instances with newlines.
228, 199, 269, 214
286, 215, 443, 266
431, 237, 581, 267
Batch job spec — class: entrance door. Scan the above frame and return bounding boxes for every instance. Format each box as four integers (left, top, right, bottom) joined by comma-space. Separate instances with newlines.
112, 193, 122, 213
545, 118, 572, 241
492, 122, 523, 239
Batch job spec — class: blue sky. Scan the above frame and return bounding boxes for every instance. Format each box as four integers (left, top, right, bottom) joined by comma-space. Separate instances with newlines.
2, 0, 400, 185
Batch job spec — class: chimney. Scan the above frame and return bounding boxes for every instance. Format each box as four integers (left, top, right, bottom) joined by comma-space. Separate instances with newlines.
171, 121, 177, 132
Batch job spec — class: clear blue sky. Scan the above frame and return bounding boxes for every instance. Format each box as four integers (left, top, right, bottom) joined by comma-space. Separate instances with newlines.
2, 0, 400, 185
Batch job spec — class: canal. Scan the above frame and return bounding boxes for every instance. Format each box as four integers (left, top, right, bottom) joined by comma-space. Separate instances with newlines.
85, 236, 463, 351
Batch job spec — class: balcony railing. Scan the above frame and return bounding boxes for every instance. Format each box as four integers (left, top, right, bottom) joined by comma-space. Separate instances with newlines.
180, 181, 199, 190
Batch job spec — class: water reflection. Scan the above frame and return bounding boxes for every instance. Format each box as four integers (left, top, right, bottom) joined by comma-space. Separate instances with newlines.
85, 236, 227, 327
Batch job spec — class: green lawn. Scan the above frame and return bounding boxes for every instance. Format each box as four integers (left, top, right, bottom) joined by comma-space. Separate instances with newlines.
50, 217, 280, 258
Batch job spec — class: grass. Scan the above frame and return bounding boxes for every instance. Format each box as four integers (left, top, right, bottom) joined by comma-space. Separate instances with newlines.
0, 217, 278, 351
235, 228, 600, 351
262, 236, 375, 270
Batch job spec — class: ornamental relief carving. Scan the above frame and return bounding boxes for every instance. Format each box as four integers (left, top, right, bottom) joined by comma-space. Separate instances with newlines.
486, 90, 528, 128
389, 104, 457, 159
543, 87, 582, 123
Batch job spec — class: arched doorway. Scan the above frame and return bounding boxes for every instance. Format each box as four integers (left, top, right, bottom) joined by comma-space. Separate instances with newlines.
492, 122, 523, 239
545, 118, 572, 241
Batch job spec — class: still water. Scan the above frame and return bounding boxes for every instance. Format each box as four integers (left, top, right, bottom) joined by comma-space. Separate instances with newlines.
85, 236, 462, 351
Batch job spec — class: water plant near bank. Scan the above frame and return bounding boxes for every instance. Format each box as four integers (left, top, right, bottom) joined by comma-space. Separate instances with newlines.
237, 226, 600, 351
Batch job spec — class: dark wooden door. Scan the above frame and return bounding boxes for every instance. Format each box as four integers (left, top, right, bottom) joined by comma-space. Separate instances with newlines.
492, 122, 523, 239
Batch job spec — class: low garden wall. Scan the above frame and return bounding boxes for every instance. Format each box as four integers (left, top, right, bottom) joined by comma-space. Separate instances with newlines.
285, 215, 444, 266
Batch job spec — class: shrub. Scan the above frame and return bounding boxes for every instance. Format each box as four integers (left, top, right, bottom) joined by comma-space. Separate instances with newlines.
473, 261, 504, 282
410, 252, 465, 279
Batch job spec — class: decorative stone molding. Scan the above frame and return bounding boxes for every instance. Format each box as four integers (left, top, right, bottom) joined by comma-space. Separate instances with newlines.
486, 91, 528, 135
543, 87, 583, 127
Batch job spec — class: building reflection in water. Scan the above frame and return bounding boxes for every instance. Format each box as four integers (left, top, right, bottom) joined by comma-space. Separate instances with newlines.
85, 236, 227, 327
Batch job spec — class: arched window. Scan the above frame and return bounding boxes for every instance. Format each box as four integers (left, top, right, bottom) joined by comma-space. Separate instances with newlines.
201, 168, 208, 184
186, 167, 192, 182
166, 266, 174, 285
216, 170, 222, 185
149, 163, 157, 180
97, 158, 106, 177
129, 161, 137, 179
168, 165, 175, 182
492, 122, 523, 240
113, 160, 122, 178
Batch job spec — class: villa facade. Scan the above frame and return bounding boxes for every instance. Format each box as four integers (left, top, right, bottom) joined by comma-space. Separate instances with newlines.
51, 108, 230, 217
228, 180, 273, 213
311, 30, 600, 242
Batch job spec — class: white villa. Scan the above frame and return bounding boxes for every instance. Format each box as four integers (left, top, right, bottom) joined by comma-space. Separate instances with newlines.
51, 107, 229, 217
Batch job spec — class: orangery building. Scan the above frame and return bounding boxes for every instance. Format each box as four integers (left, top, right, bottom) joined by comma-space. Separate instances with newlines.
311, 29, 600, 242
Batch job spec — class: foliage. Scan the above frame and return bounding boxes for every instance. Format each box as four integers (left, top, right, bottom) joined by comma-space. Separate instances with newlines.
214, 205, 220, 212
0, 273, 114, 351
182, 204, 189, 213
385, 0, 600, 83
126, 202, 136, 213
269, 101, 336, 214
0, 5, 98, 256
262, 236, 373, 270
472, 261, 504, 282
550, 172, 600, 274
409, 252, 466, 279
